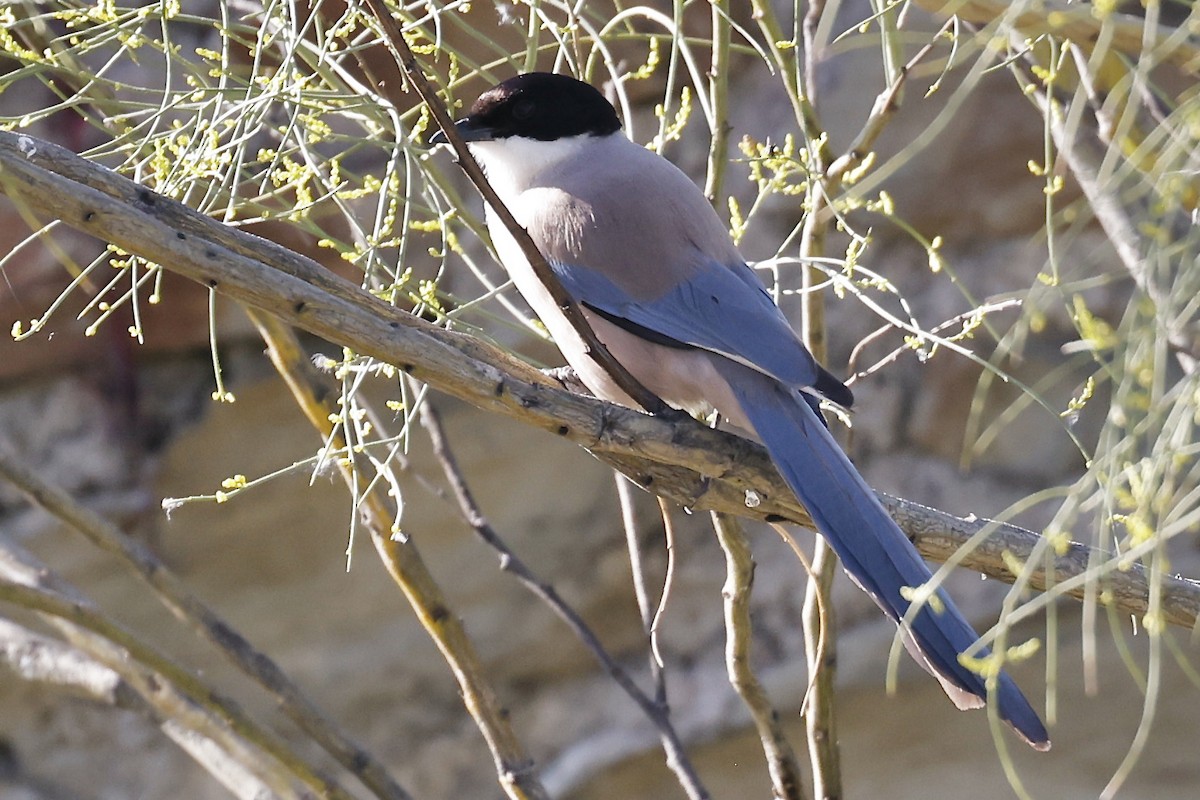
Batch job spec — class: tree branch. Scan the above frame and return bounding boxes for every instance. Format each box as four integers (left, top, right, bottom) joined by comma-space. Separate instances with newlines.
1, 130, 1197, 634
247, 312, 548, 800
0, 442, 413, 800
0, 538, 338, 799
0, 618, 131, 707
0, 619, 286, 800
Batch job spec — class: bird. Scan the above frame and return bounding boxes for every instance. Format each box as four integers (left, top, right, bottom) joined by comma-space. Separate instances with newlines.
432, 71, 1050, 750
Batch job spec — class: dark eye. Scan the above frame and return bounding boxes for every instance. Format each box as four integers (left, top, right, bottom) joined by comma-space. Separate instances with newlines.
511, 99, 536, 121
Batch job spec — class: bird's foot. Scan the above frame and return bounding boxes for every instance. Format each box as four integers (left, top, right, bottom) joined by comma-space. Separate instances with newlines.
542, 365, 592, 395
652, 405, 694, 424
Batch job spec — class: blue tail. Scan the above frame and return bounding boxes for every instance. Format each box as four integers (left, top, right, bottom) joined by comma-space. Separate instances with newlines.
716, 362, 1050, 750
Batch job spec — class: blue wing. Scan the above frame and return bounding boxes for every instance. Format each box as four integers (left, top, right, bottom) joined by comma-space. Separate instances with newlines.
550, 256, 823, 391
520, 149, 848, 402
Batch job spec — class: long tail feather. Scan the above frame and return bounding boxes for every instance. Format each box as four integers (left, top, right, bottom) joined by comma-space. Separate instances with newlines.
716, 362, 1050, 750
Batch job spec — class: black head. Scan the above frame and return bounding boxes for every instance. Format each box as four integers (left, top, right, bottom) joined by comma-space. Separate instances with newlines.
431, 73, 621, 145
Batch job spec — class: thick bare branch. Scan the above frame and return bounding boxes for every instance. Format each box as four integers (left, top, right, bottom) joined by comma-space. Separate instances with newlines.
0, 130, 1197, 633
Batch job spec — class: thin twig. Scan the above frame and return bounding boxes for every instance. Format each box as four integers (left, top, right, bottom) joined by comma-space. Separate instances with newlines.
798, 531, 840, 799
824, 17, 957, 188
768, 523, 826, 718
846, 298, 1024, 383
712, 512, 808, 800
792, 8, 958, 794
0, 582, 317, 799
0, 618, 128, 706
704, 0, 732, 203
742, 10, 841, 793
649, 496, 679, 672
615, 474, 666, 691
417, 398, 711, 800
796, 1, 843, 793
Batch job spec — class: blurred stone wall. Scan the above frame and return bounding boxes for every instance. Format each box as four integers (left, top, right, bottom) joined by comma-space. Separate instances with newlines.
2, 3, 1198, 799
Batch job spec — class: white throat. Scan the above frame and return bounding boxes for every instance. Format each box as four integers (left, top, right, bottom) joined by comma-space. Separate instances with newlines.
468, 134, 600, 202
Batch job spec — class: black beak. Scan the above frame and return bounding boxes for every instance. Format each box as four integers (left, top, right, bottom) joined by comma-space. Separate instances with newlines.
429, 117, 495, 146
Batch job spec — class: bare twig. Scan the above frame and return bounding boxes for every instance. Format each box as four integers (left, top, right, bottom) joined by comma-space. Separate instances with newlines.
711, 513, 807, 800
0, 581, 312, 799
824, 17, 957, 189
0, 131, 1197, 630
615, 475, 667, 690
649, 496, 679, 672
741, 7, 842, 791
0, 444, 413, 800
798, 531, 839, 799
417, 398, 710, 800
796, 221, 843, 794
790, 7, 960, 793
704, 0, 732, 203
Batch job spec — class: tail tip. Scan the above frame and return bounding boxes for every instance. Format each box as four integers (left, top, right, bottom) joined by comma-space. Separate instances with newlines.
1003, 696, 1051, 751
1013, 718, 1051, 751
